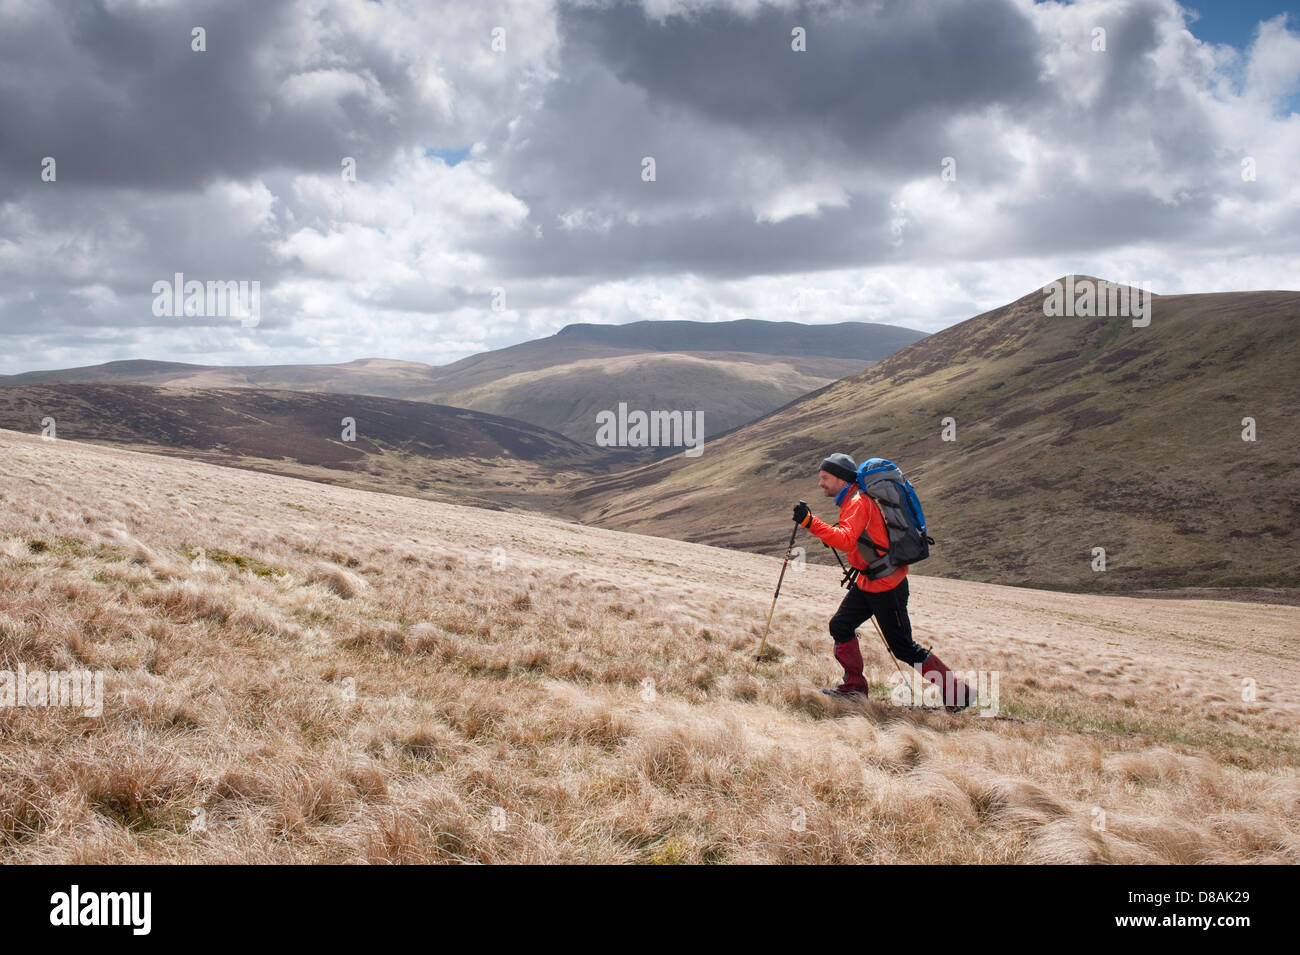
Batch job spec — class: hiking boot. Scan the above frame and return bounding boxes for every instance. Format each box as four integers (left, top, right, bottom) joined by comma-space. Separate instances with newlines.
828, 638, 869, 696
821, 684, 869, 699
919, 649, 975, 713
946, 687, 977, 714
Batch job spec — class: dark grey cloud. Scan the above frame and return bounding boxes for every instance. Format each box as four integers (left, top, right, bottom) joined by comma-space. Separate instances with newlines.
479, 192, 900, 280
0, 0, 469, 196
565, 0, 1044, 160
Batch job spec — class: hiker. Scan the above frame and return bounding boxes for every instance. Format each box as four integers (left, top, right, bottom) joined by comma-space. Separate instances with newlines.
792, 452, 975, 712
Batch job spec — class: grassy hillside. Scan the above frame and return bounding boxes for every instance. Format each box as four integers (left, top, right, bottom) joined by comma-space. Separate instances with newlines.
430, 350, 857, 443
0, 383, 645, 512
1, 430, 1296, 863
568, 279, 1300, 594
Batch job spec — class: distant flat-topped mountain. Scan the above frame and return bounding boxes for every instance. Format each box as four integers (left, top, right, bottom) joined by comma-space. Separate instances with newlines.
551, 318, 925, 358
1, 318, 927, 444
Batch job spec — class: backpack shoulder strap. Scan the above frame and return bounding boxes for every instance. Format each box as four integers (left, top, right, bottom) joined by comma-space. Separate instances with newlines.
853, 491, 889, 556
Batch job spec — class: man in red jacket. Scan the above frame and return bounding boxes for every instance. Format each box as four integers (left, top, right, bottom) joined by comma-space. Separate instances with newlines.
793, 453, 975, 712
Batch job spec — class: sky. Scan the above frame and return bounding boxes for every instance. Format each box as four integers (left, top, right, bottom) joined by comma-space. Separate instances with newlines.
0, 0, 1297, 374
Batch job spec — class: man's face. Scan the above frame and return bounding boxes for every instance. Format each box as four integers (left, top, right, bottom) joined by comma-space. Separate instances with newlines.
818, 469, 848, 498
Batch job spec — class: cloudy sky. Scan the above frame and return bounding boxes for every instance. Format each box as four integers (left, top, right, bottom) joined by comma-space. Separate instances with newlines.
1, 0, 1297, 374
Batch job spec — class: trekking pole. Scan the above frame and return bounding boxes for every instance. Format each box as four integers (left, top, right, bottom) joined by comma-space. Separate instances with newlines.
868, 616, 910, 685
825, 543, 909, 685
756, 510, 804, 661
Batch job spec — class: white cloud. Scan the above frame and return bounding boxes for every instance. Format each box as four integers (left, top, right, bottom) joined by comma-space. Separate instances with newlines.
1245, 14, 1300, 107
275, 149, 530, 304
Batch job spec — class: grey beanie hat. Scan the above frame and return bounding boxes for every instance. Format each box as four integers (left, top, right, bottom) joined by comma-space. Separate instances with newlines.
819, 452, 857, 483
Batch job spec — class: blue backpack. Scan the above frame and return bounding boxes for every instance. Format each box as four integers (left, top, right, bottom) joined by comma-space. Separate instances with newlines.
853, 458, 934, 579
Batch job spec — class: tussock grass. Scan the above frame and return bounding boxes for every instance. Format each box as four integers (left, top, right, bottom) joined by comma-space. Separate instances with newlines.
1, 429, 1297, 863
310, 563, 367, 600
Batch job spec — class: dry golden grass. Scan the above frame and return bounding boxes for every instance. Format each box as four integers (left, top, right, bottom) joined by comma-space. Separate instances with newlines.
1, 428, 1297, 864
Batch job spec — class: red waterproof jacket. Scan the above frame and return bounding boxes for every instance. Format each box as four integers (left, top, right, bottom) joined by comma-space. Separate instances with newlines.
806, 485, 908, 593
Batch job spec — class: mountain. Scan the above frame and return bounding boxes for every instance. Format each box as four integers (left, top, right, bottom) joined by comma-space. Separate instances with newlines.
422, 320, 925, 442
550, 318, 925, 357
564, 278, 1300, 594
0, 319, 927, 444
0, 383, 645, 511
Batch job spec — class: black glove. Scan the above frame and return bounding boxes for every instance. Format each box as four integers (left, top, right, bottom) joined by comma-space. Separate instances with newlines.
792, 501, 811, 527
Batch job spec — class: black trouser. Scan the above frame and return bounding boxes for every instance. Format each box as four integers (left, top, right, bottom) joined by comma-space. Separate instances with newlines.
829, 577, 929, 666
